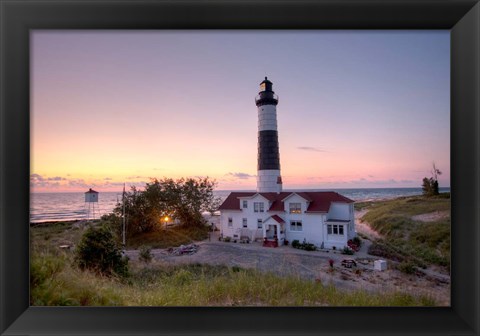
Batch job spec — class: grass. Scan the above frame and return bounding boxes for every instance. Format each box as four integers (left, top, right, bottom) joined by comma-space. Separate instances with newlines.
30, 220, 209, 250
31, 251, 436, 306
30, 209, 443, 307
126, 225, 209, 249
361, 193, 450, 270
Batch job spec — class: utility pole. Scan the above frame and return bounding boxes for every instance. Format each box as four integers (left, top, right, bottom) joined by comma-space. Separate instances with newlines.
122, 183, 126, 248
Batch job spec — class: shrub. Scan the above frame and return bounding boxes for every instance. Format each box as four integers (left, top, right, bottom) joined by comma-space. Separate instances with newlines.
139, 245, 153, 263
75, 225, 129, 277
397, 261, 416, 274
368, 242, 405, 262
342, 247, 354, 255
291, 240, 316, 251
223, 236, 231, 242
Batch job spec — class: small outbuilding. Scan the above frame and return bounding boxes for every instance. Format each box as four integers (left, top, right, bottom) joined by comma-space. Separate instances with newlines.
84, 188, 99, 202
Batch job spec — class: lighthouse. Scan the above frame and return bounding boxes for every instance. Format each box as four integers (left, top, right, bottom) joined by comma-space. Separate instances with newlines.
255, 77, 282, 193
218, 78, 356, 249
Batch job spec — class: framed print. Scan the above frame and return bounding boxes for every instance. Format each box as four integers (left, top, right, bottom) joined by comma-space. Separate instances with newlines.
1, 0, 479, 335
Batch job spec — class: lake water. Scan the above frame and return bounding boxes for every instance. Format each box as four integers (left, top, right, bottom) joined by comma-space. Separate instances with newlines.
30, 187, 450, 223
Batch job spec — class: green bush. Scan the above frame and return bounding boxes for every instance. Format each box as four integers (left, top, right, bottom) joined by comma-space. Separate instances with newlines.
342, 247, 354, 255
397, 261, 416, 274
75, 225, 129, 277
139, 245, 153, 263
291, 240, 316, 251
368, 242, 405, 262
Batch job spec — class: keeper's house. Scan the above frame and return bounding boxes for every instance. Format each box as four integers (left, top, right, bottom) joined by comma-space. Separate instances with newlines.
218, 191, 355, 249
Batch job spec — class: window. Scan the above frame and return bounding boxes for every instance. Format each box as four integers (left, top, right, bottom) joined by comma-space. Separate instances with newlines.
290, 221, 302, 231
228, 217, 233, 227
242, 218, 248, 228
257, 219, 263, 229
254, 202, 264, 213
289, 202, 301, 214
327, 224, 344, 235
242, 200, 248, 209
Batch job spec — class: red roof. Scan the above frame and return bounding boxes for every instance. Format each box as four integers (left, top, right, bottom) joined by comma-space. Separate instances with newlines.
85, 188, 99, 194
304, 192, 353, 212
218, 191, 353, 213
218, 192, 256, 210
268, 192, 292, 211
296, 192, 313, 202
270, 214, 285, 224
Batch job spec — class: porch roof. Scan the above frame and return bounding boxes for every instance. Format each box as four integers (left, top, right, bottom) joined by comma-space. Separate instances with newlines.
269, 214, 285, 224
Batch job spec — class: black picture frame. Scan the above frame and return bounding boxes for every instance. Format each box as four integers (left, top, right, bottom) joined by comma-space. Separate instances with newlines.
1, 0, 479, 335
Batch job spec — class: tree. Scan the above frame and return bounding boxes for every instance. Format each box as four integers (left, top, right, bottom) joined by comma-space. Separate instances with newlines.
422, 162, 442, 196
160, 177, 219, 228
111, 177, 219, 236
75, 225, 129, 277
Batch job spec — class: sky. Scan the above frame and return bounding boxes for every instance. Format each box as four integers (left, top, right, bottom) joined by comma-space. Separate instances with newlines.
31, 30, 450, 192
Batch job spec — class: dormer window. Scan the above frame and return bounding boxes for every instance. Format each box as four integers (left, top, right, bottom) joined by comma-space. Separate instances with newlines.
242, 200, 248, 209
289, 203, 301, 214
254, 202, 264, 213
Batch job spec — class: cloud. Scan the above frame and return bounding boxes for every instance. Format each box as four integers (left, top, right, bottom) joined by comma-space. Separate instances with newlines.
297, 146, 328, 153
104, 177, 112, 181
31, 174, 67, 182
68, 179, 89, 188
30, 174, 44, 182
47, 176, 67, 181
226, 172, 255, 180
126, 175, 143, 180
30, 174, 66, 188
103, 181, 131, 188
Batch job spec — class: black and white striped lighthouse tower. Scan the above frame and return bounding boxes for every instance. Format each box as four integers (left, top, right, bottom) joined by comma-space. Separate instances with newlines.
255, 77, 282, 193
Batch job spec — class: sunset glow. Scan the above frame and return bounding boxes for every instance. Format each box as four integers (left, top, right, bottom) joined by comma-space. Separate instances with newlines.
31, 31, 450, 192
